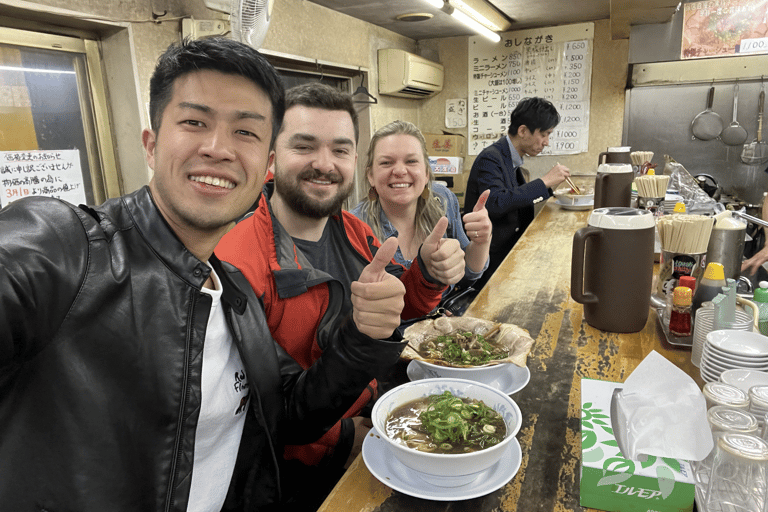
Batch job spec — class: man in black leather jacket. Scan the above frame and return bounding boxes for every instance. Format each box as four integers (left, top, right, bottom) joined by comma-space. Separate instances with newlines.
0, 37, 408, 511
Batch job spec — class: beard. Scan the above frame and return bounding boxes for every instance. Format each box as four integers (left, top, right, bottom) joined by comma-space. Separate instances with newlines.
273, 167, 353, 219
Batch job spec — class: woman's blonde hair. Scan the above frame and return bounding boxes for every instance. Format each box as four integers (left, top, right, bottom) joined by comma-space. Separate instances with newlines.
360, 120, 446, 244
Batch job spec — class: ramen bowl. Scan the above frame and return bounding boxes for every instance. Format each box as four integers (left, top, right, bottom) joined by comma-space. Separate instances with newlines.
371, 378, 522, 487
555, 190, 595, 207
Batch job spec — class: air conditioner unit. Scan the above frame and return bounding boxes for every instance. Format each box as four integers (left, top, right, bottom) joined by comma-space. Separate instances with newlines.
378, 49, 444, 99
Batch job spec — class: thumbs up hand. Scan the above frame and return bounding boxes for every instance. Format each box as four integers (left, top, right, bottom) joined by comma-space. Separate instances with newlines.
418, 217, 465, 286
350, 237, 406, 339
462, 189, 492, 245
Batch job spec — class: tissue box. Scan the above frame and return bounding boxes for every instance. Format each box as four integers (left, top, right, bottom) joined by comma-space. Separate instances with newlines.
429, 156, 464, 175
581, 378, 695, 512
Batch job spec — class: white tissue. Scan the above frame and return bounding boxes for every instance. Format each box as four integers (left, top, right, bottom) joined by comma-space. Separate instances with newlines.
612, 350, 713, 461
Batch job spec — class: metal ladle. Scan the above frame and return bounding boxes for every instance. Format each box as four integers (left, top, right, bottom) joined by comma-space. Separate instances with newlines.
721, 82, 748, 146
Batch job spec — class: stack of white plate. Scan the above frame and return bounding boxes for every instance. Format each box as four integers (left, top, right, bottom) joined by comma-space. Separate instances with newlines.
700, 330, 768, 383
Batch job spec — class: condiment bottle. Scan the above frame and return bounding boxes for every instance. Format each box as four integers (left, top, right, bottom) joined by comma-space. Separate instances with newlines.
754, 281, 768, 336
678, 275, 697, 328
669, 286, 692, 336
679, 275, 697, 295
692, 262, 727, 319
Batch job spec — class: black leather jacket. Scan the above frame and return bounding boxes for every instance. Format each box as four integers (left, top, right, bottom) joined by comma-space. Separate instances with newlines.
0, 186, 406, 511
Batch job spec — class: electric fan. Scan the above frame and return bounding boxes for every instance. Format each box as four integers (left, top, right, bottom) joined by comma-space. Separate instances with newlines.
202, 0, 274, 48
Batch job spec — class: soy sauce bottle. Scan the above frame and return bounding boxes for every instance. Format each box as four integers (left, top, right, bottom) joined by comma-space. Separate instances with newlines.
692, 262, 726, 319
669, 286, 692, 337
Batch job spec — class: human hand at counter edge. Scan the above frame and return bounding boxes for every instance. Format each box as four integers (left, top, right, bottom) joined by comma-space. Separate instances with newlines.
541, 163, 570, 189
419, 216, 465, 286
351, 236, 406, 339
742, 245, 768, 276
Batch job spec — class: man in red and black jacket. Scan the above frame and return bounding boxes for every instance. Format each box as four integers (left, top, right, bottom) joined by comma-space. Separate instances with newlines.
216, 82, 466, 510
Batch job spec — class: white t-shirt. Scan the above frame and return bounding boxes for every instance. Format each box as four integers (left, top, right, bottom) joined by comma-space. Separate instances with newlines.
187, 266, 250, 512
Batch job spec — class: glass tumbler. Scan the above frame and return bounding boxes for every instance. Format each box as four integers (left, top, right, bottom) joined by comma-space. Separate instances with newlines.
694, 406, 758, 486
748, 386, 768, 422
703, 382, 750, 410
705, 433, 768, 512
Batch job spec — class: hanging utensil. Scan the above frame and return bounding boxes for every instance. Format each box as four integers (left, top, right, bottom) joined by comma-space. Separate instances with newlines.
691, 85, 723, 141
721, 82, 748, 146
741, 82, 768, 165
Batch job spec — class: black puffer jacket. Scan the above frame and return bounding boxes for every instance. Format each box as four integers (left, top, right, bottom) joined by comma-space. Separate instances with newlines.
0, 186, 406, 511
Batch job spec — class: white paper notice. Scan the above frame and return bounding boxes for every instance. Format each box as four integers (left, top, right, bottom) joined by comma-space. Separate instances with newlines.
445, 99, 467, 129
0, 149, 86, 207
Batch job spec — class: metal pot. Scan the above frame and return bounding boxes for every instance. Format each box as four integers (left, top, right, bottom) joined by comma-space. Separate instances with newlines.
694, 173, 722, 201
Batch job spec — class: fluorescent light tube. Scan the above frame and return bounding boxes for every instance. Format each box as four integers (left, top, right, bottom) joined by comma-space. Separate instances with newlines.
423, 0, 444, 8
449, 7, 500, 42
450, 0, 503, 32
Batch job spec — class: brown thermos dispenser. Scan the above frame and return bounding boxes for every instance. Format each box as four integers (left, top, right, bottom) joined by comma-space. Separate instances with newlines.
593, 163, 633, 209
571, 207, 656, 333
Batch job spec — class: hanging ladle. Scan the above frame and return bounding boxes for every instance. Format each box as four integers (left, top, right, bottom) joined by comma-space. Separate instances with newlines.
721, 82, 748, 146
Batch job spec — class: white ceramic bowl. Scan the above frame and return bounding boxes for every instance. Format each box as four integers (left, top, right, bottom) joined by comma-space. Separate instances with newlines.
415, 359, 522, 382
371, 378, 522, 487
706, 330, 768, 358
555, 192, 594, 206
721, 369, 768, 393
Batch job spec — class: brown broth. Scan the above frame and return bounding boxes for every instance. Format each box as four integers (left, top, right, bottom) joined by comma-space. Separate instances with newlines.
384, 395, 506, 454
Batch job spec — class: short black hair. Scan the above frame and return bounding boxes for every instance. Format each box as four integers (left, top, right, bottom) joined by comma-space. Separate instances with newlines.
508, 97, 560, 136
148, 37, 286, 148
284, 82, 359, 144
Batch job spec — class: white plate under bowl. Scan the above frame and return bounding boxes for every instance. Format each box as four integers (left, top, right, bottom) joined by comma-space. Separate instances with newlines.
707, 330, 768, 358
554, 198, 593, 211
407, 360, 530, 395
362, 427, 521, 501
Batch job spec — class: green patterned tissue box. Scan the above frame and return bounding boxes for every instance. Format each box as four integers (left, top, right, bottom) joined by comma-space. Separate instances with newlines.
580, 378, 695, 512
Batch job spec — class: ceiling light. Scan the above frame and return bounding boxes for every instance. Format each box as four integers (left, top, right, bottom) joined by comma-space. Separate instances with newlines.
450, 0, 503, 32
448, 6, 500, 42
397, 12, 434, 22
421, 0, 501, 43
0, 65, 76, 75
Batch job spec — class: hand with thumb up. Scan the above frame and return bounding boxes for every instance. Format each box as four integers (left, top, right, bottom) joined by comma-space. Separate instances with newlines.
418, 217, 465, 286
350, 237, 406, 339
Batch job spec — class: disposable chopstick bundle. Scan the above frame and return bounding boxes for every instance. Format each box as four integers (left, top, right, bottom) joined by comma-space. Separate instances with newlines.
656, 214, 714, 254
630, 151, 655, 166
634, 175, 670, 198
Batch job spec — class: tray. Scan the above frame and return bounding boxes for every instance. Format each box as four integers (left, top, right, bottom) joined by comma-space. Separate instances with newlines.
655, 307, 693, 348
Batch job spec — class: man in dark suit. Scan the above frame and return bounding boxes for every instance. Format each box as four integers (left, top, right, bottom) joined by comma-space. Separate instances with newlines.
464, 97, 571, 290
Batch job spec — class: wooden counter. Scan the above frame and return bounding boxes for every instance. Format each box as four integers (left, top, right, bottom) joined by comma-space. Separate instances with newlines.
318, 201, 702, 512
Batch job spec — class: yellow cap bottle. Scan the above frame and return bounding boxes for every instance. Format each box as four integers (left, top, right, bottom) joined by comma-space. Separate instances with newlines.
692, 262, 727, 315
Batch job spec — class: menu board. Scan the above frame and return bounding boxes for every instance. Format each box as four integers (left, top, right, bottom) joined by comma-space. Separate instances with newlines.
0, 149, 86, 207
468, 23, 594, 156
682, 0, 768, 59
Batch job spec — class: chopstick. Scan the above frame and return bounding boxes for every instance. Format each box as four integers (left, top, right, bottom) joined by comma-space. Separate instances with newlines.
565, 177, 581, 195
634, 175, 670, 198
656, 214, 714, 254
558, 161, 581, 194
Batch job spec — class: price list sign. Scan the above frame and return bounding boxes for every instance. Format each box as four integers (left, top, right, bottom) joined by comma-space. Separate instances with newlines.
468, 23, 594, 156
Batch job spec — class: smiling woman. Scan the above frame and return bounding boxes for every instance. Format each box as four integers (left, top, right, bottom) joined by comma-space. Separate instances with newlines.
350, 120, 492, 304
